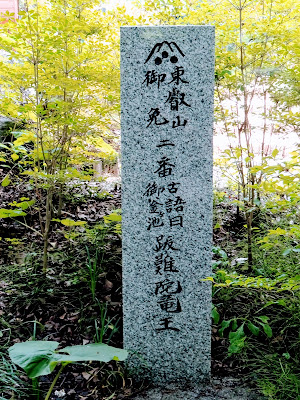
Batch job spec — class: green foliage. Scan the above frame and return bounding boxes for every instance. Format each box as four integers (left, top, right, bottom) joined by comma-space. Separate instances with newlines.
86, 247, 102, 302
207, 270, 300, 291
9, 340, 127, 379
94, 302, 120, 345
9, 340, 128, 400
0, 356, 29, 400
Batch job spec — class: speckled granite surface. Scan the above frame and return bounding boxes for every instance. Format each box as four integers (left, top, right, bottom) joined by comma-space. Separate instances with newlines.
129, 378, 266, 399
121, 26, 215, 384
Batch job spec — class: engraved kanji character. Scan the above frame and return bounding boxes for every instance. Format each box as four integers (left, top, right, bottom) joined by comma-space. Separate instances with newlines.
169, 215, 183, 228
155, 253, 178, 275
167, 182, 180, 194
165, 199, 173, 213
154, 156, 175, 178
154, 235, 179, 252
143, 182, 165, 198
155, 279, 182, 295
156, 317, 180, 332
156, 139, 175, 148
172, 115, 187, 128
165, 88, 191, 111
147, 108, 169, 127
157, 296, 182, 313
143, 70, 166, 88
174, 196, 186, 212
148, 199, 163, 213
169, 66, 189, 85
147, 215, 164, 230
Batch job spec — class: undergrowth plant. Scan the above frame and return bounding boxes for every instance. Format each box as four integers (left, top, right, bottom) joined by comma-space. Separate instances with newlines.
8, 341, 128, 400
210, 268, 300, 399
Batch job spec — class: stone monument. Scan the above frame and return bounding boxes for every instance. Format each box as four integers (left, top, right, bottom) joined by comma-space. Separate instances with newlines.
121, 26, 215, 383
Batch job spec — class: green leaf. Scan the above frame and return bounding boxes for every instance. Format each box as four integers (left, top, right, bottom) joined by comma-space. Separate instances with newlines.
272, 149, 279, 158
228, 324, 246, 355
228, 335, 246, 354
212, 305, 220, 324
10, 200, 35, 210
231, 319, 238, 331
247, 322, 260, 336
219, 319, 231, 336
0, 208, 27, 218
262, 324, 273, 338
61, 219, 87, 227
9, 341, 60, 379
257, 315, 269, 324
9, 341, 128, 379
57, 343, 128, 363
1, 176, 10, 187
229, 323, 245, 340
11, 153, 19, 161
103, 213, 122, 223
282, 248, 292, 256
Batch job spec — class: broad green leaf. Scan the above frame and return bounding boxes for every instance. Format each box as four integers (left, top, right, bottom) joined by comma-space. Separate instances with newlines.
58, 343, 128, 363
247, 322, 260, 336
9, 342, 128, 379
0, 208, 27, 218
9, 341, 60, 379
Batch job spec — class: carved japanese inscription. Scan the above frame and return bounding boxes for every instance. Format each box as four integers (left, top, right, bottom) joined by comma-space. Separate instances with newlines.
121, 26, 215, 384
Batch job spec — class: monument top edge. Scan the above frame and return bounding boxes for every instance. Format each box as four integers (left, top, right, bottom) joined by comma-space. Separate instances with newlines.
120, 25, 215, 30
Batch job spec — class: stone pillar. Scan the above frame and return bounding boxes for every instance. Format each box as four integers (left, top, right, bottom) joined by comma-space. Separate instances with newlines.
93, 159, 103, 178
121, 26, 215, 384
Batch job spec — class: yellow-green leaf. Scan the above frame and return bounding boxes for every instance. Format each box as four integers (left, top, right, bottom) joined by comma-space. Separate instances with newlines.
1, 176, 11, 187
61, 219, 87, 227
11, 153, 19, 161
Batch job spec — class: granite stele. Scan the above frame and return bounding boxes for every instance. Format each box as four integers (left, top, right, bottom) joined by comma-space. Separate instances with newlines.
121, 26, 215, 384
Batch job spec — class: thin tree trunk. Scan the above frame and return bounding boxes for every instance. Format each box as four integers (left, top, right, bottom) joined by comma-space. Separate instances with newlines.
42, 187, 53, 274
